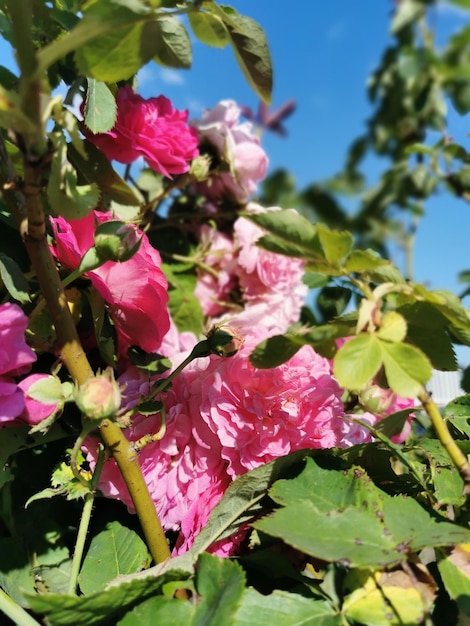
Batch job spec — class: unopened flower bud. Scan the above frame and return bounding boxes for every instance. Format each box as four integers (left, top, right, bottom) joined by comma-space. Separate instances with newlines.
189, 154, 211, 182
206, 324, 244, 357
94, 221, 142, 262
359, 384, 394, 416
75, 369, 121, 421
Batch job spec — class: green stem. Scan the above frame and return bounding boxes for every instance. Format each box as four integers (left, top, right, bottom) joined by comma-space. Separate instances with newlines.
67, 493, 94, 595
67, 445, 106, 595
151, 340, 211, 397
418, 389, 470, 492
70, 423, 96, 488
0, 588, 41, 626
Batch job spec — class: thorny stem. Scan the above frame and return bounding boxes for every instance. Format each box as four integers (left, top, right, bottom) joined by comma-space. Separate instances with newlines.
418, 389, 470, 493
1, 6, 171, 566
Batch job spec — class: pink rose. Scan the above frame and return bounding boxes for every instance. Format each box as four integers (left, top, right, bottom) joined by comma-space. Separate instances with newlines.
17, 374, 62, 426
85, 86, 199, 178
193, 205, 307, 335
86, 369, 229, 538
197, 330, 345, 478
193, 226, 238, 318
0, 303, 36, 425
0, 378, 26, 425
0, 302, 36, 377
50, 211, 170, 355
193, 100, 268, 202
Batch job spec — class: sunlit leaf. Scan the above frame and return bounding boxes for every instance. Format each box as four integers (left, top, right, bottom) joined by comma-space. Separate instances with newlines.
333, 334, 382, 390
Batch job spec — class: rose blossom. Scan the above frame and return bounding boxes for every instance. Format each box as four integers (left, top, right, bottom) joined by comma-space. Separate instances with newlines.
193, 225, 238, 318
0, 303, 36, 425
86, 366, 230, 539
196, 329, 345, 478
50, 210, 170, 355
192, 100, 268, 202
193, 205, 308, 334
85, 85, 199, 178
17, 374, 62, 426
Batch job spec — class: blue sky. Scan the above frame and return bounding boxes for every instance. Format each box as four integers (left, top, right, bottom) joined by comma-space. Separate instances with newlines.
1, 2, 470, 298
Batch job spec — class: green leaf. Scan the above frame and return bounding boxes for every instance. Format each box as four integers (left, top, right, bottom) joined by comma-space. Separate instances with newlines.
78, 521, 150, 595
153, 16, 192, 69
84, 79, 117, 134
437, 545, 470, 617
344, 249, 390, 274
216, 8, 272, 103
246, 209, 317, 251
317, 224, 353, 265
406, 326, 457, 372
47, 132, 100, 220
379, 340, 432, 397
192, 554, 245, 624
27, 567, 189, 626
376, 311, 407, 343
75, 19, 149, 82
443, 394, 470, 438
333, 334, 382, 390
234, 588, 341, 626
254, 461, 470, 569
269, 459, 384, 514
414, 439, 465, 508
167, 274, 203, 335
188, 10, 229, 48
67, 142, 141, 207
391, 0, 425, 35
118, 596, 193, 625
34, 560, 74, 596
302, 271, 330, 289
249, 335, 301, 368
316, 286, 352, 320
189, 450, 308, 555
0, 538, 36, 606
0, 253, 30, 303
128, 347, 172, 375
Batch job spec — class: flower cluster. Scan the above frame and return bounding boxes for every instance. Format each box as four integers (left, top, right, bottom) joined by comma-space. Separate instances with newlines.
192, 100, 268, 205
0, 304, 61, 427
1, 89, 416, 558
194, 204, 308, 335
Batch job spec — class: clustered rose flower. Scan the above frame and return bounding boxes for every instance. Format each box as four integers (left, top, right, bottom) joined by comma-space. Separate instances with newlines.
192, 100, 268, 203
0, 305, 64, 427
50, 210, 170, 355
0, 303, 37, 425
85, 85, 199, 178
86, 324, 348, 555
194, 204, 308, 335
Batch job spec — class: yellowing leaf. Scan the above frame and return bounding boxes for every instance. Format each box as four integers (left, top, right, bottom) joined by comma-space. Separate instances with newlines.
377, 311, 407, 342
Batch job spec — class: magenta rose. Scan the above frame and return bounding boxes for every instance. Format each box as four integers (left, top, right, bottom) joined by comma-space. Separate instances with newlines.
0, 303, 37, 426
85, 86, 199, 178
50, 210, 170, 355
